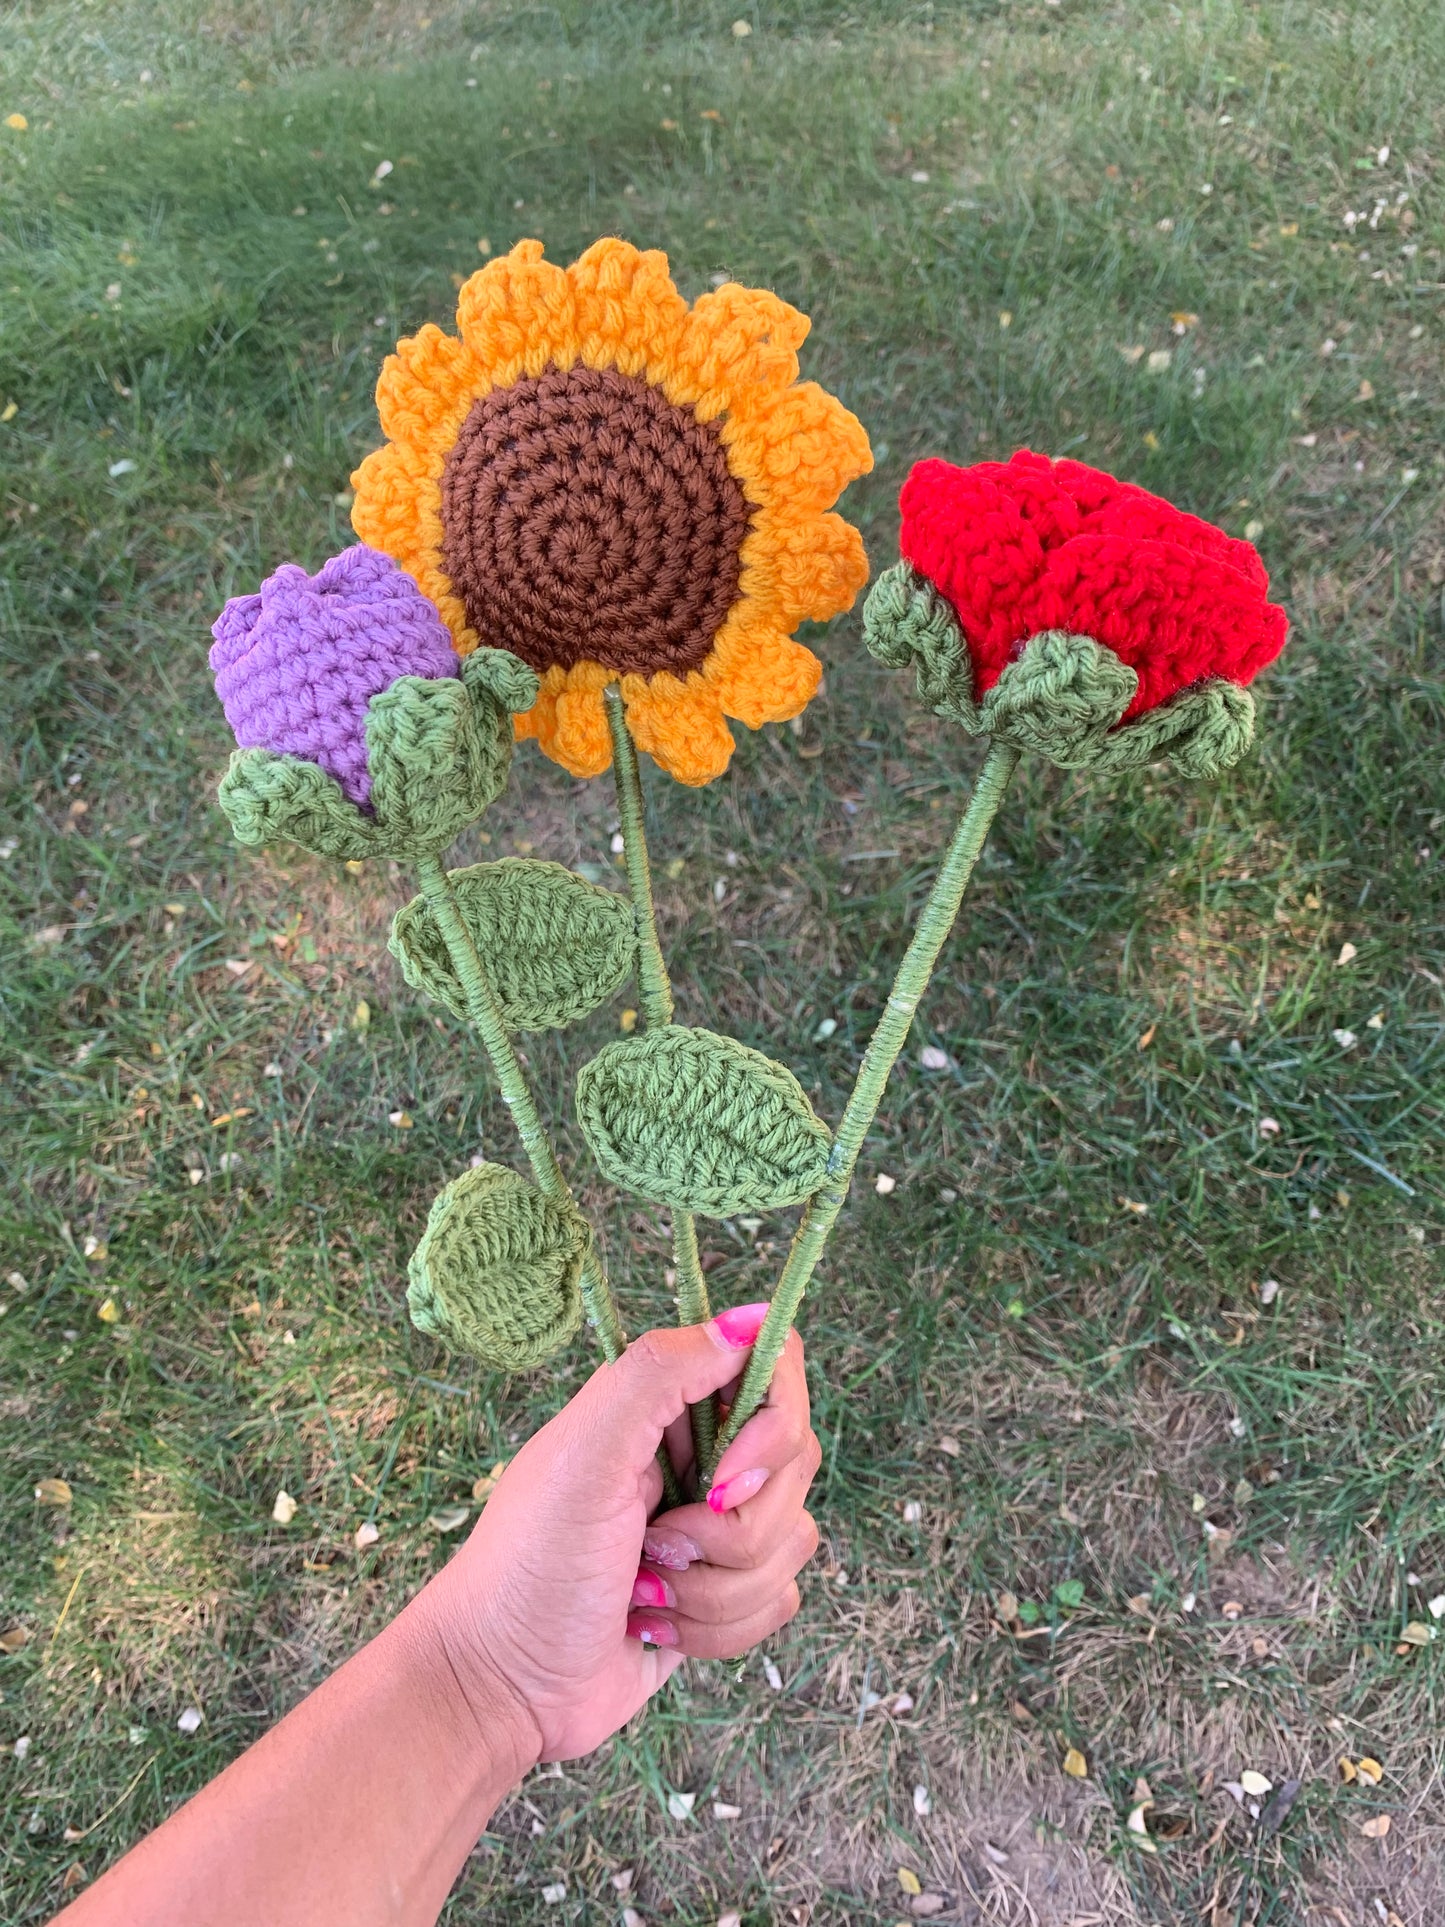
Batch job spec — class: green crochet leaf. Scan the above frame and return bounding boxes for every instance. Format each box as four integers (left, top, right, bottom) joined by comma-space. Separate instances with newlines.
1086, 676, 1255, 777
407, 1161, 587, 1371
863, 561, 978, 727
365, 669, 515, 857
575, 1025, 832, 1218
864, 561, 1257, 777
980, 629, 1137, 763
461, 646, 541, 714
217, 747, 388, 860
389, 859, 637, 1031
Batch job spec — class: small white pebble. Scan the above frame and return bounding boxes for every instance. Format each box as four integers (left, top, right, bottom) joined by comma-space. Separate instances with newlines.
176, 1706, 203, 1735
813, 1016, 837, 1041
1229, 1416, 1247, 1438
1181, 1592, 1197, 1613
919, 1045, 951, 1071
1428, 1595, 1445, 1619
609, 831, 625, 855
1259, 1278, 1281, 1306
354, 1520, 380, 1550
902, 1500, 922, 1524
1336, 940, 1358, 966
540, 1882, 566, 1905
913, 1783, 932, 1816
712, 1801, 742, 1820
938, 1187, 957, 1204
875, 1172, 896, 1195
911, 170, 930, 183
13, 1736, 30, 1761
1333, 1028, 1358, 1051
1258, 1117, 1280, 1138
763, 1658, 783, 1692
713, 878, 726, 903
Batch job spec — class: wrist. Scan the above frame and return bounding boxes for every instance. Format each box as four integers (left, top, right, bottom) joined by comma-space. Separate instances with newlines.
399, 1568, 544, 1789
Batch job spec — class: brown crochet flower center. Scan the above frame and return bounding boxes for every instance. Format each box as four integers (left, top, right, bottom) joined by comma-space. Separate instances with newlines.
439, 364, 753, 678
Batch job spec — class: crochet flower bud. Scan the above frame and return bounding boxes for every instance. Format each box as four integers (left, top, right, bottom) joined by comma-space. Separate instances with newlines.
210, 545, 460, 808
866, 450, 1289, 776
210, 546, 538, 860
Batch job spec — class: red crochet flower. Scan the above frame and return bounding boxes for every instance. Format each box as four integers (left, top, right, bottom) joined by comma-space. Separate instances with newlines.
898, 449, 1288, 719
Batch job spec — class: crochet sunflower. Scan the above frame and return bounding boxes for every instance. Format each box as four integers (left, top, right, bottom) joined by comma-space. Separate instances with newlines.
350, 237, 872, 786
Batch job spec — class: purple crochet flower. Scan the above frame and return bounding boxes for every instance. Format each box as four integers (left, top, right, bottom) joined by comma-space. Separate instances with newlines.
210, 546, 459, 808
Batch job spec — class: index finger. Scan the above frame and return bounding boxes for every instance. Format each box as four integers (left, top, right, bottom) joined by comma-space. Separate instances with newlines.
711, 1326, 810, 1495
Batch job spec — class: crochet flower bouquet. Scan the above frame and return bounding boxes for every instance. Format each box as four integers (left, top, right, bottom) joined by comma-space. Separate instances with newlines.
210, 238, 1287, 1496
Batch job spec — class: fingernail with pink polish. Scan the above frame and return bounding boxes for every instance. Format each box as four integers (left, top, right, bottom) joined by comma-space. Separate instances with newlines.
642, 1531, 702, 1572
630, 1568, 675, 1610
709, 1301, 771, 1348
707, 1466, 770, 1514
626, 1614, 679, 1648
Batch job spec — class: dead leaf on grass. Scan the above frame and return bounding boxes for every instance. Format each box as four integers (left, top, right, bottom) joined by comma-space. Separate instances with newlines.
35, 1478, 72, 1506
896, 1867, 922, 1895
471, 1460, 507, 1503
1, 1626, 31, 1653
1356, 1757, 1384, 1785
1360, 1813, 1391, 1839
1062, 1746, 1088, 1779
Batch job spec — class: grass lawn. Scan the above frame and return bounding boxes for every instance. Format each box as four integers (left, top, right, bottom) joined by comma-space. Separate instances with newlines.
2, 1, 1444, 1921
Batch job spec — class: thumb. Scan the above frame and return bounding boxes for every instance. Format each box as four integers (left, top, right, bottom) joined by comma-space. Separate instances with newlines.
573, 1305, 771, 1477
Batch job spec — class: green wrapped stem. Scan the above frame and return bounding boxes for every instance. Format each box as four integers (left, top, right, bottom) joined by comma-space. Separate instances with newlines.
706, 738, 1022, 1475
414, 851, 683, 1509
604, 685, 717, 1473
414, 855, 625, 1356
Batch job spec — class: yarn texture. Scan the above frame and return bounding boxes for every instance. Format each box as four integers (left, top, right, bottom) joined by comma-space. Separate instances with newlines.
390, 858, 637, 1031
865, 563, 1256, 777
576, 1025, 831, 1218
210, 546, 460, 808
897, 448, 1287, 721
350, 236, 873, 786
407, 1161, 587, 1370
217, 645, 539, 861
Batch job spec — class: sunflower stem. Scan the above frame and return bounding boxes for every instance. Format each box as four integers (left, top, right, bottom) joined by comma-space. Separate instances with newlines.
704, 738, 1021, 1480
605, 685, 718, 1477
415, 851, 683, 1510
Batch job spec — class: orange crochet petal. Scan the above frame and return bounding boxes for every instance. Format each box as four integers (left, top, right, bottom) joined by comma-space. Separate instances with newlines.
740, 510, 870, 623
455, 238, 579, 386
721, 381, 873, 514
374, 324, 477, 449
565, 237, 691, 384
350, 442, 440, 577
703, 620, 822, 728
546, 675, 612, 778
513, 665, 566, 744
673, 283, 810, 421
622, 675, 736, 786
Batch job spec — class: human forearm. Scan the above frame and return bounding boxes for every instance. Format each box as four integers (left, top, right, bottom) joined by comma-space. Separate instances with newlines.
54, 1582, 538, 1927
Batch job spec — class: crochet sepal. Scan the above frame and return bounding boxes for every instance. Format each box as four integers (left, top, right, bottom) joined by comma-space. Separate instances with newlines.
363, 651, 538, 856
575, 1025, 831, 1218
390, 858, 637, 1032
865, 563, 1255, 778
407, 1162, 587, 1371
218, 747, 391, 860
217, 649, 538, 861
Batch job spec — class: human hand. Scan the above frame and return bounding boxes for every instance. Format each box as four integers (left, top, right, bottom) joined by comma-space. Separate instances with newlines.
417, 1306, 821, 1764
